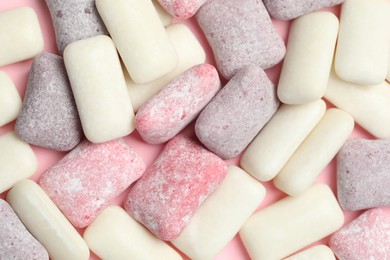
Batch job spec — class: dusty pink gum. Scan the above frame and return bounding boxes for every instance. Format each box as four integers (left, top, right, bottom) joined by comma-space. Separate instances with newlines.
124, 135, 227, 241
329, 208, 390, 260
39, 139, 145, 228
136, 64, 220, 144
157, 0, 208, 19
195, 65, 279, 159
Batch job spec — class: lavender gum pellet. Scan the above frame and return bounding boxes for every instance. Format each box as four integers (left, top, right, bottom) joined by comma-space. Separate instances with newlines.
337, 139, 390, 211
64, 35, 134, 143
195, 65, 279, 159
0, 132, 37, 193
157, 0, 208, 19
15, 52, 82, 151
0, 199, 49, 260
241, 100, 326, 182
277, 12, 339, 104
240, 184, 344, 260
325, 67, 390, 139
274, 109, 354, 196
96, 0, 178, 84
6, 180, 90, 260
0, 71, 21, 127
263, 0, 345, 20
195, 0, 286, 79
0, 7, 44, 67
172, 166, 266, 260
126, 23, 206, 111
84, 206, 181, 260
284, 245, 335, 260
335, 0, 390, 85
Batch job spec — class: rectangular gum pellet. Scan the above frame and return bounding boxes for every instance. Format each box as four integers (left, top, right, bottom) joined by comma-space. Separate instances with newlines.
96, 0, 178, 84
152, 0, 173, 26
241, 100, 326, 182
277, 12, 339, 104
157, 0, 207, 19
0, 71, 21, 127
0, 7, 44, 67
240, 184, 344, 260
64, 35, 134, 143
126, 23, 206, 111
172, 166, 265, 260
84, 206, 181, 260
0, 132, 37, 193
284, 245, 335, 260
6, 180, 90, 260
335, 0, 390, 85
274, 108, 354, 196
325, 67, 390, 139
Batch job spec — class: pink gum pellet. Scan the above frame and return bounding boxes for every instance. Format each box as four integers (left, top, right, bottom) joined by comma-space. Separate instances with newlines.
39, 139, 145, 228
124, 135, 227, 241
157, 0, 208, 19
136, 64, 220, 144
329, 207, 390, 260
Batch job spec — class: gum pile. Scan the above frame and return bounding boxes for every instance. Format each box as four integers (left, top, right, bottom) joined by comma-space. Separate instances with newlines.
0, 0, 390, 259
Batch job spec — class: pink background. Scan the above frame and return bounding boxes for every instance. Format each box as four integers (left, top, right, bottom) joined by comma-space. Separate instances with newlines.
0, 1, 386, 259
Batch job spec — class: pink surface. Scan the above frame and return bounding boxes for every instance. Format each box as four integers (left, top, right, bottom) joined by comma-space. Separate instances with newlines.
0, 1, 386, 259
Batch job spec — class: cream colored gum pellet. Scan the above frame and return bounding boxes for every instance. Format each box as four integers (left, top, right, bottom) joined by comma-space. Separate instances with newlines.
241, 100, 326, 182
325, 67, 390, 139
83, 206, 181, 260
0, 132, 37, 193
172, 166, 265, 260
277, 12, 339, 104
126, 23, 206, 111
96, 0, 178, 84
284, 245, 335, 260
64, 35, 134, 143
0, 71, 21, 127
152, 0, 173, 26
0, 7, 44, 67
6, 180, 90, 260
274, 108, 354, 196
240, 184, 344, 260
335, 0, 390, 85
387, 45, 390, 82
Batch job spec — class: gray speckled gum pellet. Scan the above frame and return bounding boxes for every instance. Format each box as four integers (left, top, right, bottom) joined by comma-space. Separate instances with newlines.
0, 199, 49, 260
195, 65, 280, 159
337, 139, 390, 211
196, 0, 286, 79
263, 0, 345, 20
45, 0, 108, 53
15, 52, 83, 151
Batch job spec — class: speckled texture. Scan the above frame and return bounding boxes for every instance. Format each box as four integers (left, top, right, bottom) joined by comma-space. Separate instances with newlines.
45, 0, 108, 53
0, 199, 49, 260
136, 64, 220, 144
196, 0, 286, 79
39, 139, 146, 228
124, 135, 227, 241
15, 52, 82, 152
195, 65, 279, 159
337, 139, 390, 211
157, 0, 208, 18
329, 208, 390, 260
263, 0, 345, 20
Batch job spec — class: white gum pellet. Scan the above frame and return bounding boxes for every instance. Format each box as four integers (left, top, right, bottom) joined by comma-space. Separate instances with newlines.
127, 23, 206, 111
0, 7, 44, 67
84, 206, 181, 260
0, 72, 21, 127
241, 100, 326, 182
284, 245, 335, 260
172, 166, 265, 260
277, 12, 339, 104
325, 67, 390, 139
152, 0, 173, 26
240, 184, 344, 260
96, 0, 178, 84
64, 35, 134, 143
274, 108, 354, 196
6, 180, 90, 260
0, 132, 37, 193
335, 0, 390, 85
